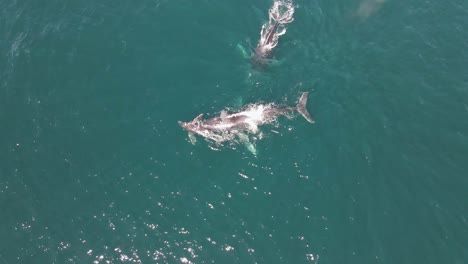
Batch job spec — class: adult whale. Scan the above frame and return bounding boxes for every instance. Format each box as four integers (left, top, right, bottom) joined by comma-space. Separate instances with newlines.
252, 21, 280, 66
250, 1, 295, 67
178, 92, 314, 153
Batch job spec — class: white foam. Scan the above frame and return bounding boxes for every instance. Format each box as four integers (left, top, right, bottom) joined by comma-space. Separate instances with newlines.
242, 104, 265, 122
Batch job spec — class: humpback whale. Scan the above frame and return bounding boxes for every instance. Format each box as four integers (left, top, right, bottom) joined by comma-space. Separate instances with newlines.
252, 21, 280, 65
251, 1, 294, 67
178, 92, 314, 153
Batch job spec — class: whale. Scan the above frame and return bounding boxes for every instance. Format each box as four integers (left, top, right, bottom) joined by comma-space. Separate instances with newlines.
249, 1, 295, 67
178, 92, 314, 153
252, 21, 280, 66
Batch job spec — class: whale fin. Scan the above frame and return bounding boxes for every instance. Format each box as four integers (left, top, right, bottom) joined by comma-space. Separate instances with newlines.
237, 132, 257, 156
296, 92, 314, 123
237, 43, 251, 59
193, 114, 204, 122
188, 132, 197, 144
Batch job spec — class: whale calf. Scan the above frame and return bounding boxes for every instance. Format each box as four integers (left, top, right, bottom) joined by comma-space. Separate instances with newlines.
178, 92, 314, 154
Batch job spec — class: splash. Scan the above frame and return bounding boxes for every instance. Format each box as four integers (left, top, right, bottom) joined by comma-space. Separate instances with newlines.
254, 0, 295, 63
268, 0, 295, 25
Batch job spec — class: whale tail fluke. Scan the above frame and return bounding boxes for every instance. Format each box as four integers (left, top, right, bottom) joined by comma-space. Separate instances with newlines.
296, 92, 314, 123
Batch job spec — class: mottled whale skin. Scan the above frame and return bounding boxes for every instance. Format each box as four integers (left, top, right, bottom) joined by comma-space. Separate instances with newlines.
178, 92, 314, 145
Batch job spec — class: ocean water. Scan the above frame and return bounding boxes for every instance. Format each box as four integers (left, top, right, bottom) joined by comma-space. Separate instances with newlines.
1, 0, 468, 263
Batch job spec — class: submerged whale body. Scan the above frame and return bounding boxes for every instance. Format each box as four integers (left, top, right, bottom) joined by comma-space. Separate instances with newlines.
178, 92, 314, 154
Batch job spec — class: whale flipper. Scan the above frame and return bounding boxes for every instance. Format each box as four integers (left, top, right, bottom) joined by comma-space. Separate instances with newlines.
188, 132, 197, 144
237, 44, 251, 59
237, 132, 257, 156
296, 92, 314, 123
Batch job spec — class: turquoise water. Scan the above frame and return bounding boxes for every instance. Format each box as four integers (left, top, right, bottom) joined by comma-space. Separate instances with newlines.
1, 0, 468, 263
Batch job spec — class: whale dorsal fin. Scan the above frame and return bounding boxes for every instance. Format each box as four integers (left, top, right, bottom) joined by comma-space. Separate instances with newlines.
193, 114, 204, 122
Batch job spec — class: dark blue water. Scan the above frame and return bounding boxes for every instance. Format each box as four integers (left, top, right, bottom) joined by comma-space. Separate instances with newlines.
1, 0, 468, 263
